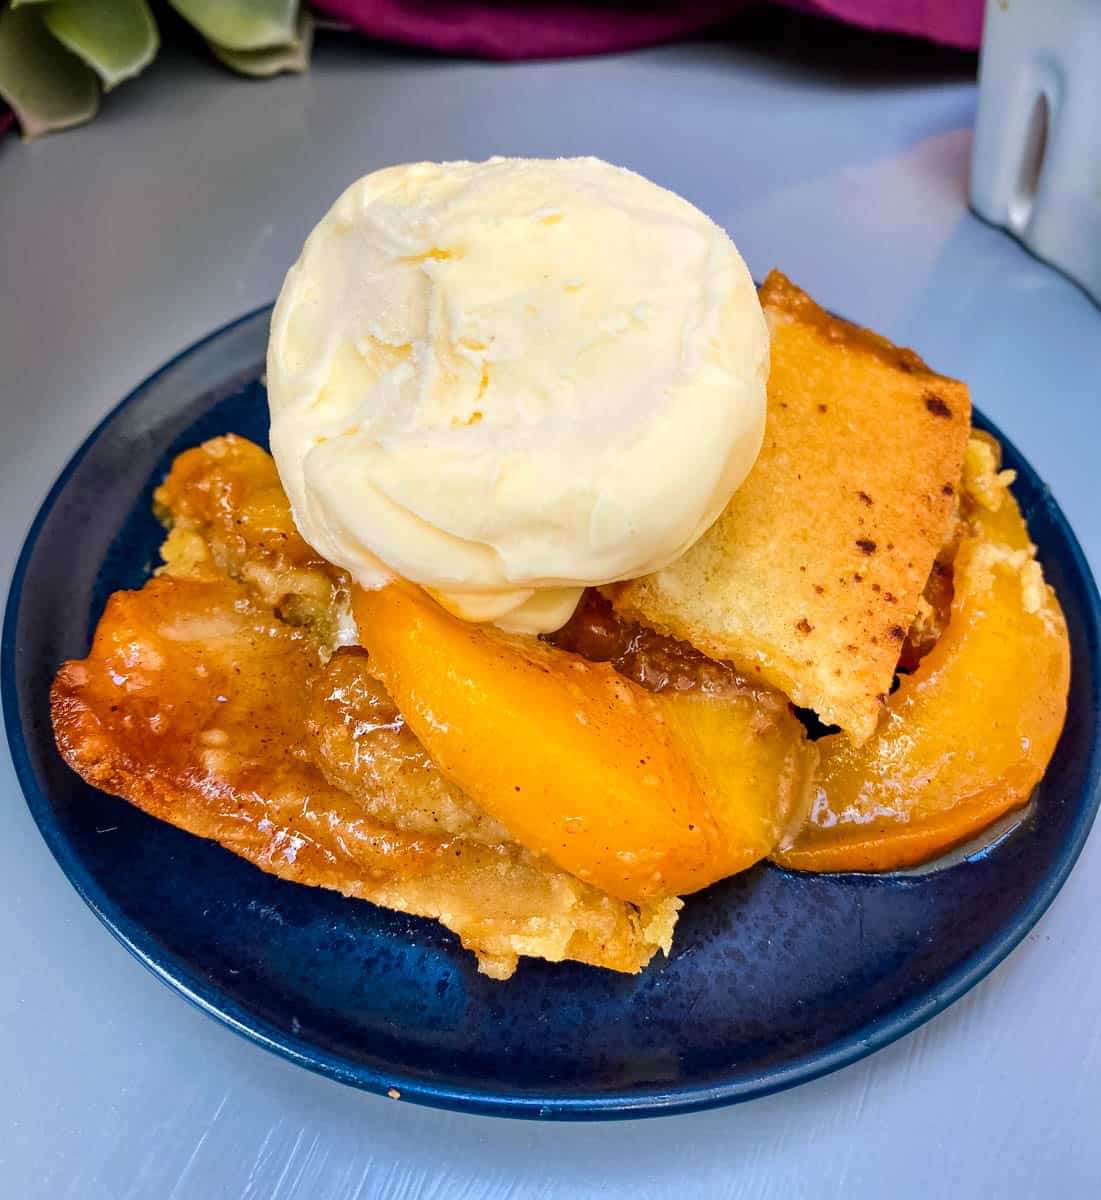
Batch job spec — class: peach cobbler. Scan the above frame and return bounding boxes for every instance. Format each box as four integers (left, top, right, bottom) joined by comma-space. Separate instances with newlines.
51, 160, 1069, 979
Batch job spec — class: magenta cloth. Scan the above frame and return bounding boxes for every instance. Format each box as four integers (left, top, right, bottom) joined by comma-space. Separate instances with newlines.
0, 108, 14, 137
311, 0, 983, 59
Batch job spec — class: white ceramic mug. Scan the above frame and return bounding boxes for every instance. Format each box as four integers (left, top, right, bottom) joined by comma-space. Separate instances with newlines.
970, 0, 1101, 305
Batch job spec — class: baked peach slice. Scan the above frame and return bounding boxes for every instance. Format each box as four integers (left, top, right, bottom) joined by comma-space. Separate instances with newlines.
773, 493, 1070, 873
354, 583, 816, 904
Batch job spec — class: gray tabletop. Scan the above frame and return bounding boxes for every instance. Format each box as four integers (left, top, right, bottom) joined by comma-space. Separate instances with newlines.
3, 30, 1099, 1200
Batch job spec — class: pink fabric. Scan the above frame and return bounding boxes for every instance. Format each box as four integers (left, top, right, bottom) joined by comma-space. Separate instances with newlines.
313, 1, 750, 60
0, 108, 14, 138
311, 0, 983, 59
792, 0, 981, 49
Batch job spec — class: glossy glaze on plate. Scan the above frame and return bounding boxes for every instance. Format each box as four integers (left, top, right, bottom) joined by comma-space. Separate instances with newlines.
4, 308, 1100, 1119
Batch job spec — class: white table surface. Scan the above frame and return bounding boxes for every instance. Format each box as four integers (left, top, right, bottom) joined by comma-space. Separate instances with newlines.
2, 27, 1099, 1200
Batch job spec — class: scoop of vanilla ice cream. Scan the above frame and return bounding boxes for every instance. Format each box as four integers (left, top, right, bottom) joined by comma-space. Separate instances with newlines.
267, 156, 768, 633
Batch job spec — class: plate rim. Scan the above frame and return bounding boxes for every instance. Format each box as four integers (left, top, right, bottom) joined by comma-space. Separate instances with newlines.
5, 303, 1101, 1121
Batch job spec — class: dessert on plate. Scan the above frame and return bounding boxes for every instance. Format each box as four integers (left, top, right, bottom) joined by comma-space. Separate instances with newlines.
51, 158, 1070, 980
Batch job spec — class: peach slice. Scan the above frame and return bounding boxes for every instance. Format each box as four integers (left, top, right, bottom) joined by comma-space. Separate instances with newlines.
354, 583, 815, 903
773, 496, 1070, 873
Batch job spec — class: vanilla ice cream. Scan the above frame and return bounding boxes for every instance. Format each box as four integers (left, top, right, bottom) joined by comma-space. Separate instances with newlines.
267, 156, 768, 633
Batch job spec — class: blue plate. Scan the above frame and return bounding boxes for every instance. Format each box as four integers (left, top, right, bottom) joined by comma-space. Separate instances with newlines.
5, 307, 1100, 1119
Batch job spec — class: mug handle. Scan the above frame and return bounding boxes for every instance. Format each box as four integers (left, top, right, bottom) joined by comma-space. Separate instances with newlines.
970, 0, 1101, 304
971, 17, 1061, 244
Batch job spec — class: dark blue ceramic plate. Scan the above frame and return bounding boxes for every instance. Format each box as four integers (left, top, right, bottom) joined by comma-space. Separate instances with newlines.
5, 307, 1100, 1120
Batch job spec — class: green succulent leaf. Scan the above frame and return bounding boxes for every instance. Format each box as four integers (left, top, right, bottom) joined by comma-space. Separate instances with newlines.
169, 0, 297, 52
43, 0, 160, 92
0, 5, 99, 140
209, 8, 313, 77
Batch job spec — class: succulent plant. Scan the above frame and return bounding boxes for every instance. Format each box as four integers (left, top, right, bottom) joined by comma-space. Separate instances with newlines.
0, 0, 314, 140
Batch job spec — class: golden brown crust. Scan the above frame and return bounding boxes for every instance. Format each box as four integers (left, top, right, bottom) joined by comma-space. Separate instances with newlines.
51, 574, 448, 885
154, 434, 350, 642
51, 508, 678, 980
757, 271, 942, 377
612, 270, 971, 743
